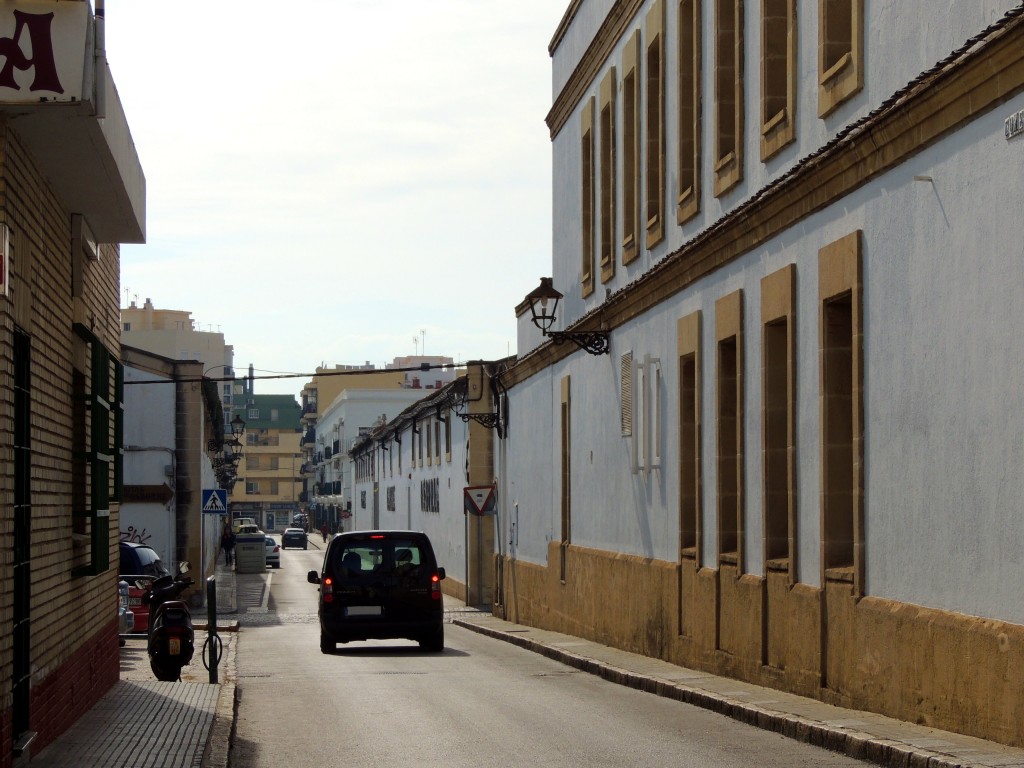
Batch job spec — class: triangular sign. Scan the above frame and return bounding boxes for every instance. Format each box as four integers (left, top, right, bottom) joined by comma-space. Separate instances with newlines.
463, 485, 496, 516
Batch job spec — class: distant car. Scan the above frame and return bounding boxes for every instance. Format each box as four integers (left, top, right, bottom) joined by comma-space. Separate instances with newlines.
281, 528, 308, 549
119, 541, 172, 633
237, 524, 261, 535
307, 530, 446, 653
265, 536, 281, 568
232, 517, 256, 533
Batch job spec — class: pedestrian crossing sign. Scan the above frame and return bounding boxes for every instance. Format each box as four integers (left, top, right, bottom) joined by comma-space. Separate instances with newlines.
202, 489, 227, 514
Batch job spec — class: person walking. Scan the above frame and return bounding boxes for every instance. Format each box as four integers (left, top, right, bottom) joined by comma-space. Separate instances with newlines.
221, 524, 236, 566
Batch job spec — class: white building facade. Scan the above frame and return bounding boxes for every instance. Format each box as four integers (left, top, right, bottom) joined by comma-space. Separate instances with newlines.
496, 0, 1024, 747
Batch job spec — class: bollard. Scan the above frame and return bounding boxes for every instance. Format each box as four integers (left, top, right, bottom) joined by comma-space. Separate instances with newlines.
206, 576, 219, 683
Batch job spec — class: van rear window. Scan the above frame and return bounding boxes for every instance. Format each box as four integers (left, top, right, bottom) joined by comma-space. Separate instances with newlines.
331, 538, 430, 577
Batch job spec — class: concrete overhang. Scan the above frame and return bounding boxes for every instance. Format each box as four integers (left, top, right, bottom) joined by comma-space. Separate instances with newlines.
2, 59, 146, 244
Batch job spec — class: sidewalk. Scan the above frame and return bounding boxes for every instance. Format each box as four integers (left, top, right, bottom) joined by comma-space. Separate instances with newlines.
452, 612, 1024, 768
28, 559, 241, 768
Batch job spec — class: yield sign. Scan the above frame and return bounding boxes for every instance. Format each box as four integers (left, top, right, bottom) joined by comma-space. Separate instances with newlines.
463, 485, 496, 516
202, 489, 227, 514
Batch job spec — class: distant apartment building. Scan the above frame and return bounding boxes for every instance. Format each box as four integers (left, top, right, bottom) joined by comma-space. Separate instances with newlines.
229, 379, 304, 532
299, 357, 457, 531
120, 297, 237, 432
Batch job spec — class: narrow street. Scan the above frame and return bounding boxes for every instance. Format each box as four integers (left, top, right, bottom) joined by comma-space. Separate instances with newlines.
228, 544, 868, 768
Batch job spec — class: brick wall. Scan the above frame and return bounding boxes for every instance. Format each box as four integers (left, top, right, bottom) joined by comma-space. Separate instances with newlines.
0, 119, 124, 759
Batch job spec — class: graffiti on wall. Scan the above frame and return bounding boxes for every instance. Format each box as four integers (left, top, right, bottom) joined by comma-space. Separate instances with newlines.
119, 526, 152, 545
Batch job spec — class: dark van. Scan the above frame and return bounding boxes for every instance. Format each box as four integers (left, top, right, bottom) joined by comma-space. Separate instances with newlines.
307, 530, 446, 653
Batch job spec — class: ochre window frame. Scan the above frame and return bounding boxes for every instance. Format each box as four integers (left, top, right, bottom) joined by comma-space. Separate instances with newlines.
600, 68, 617, 283
761, 0, 797, 159
818, 0, 863, 117
818, 230, 864, 596
560, 375, 572, 583
678, 311, 703, 562
622, 31, 642, 266
677, 0, 702, 224
761, 265, 796, 585
713, 0, 744, 197
581, 98, 596, 298
715, 291, 744, 569
645, 0, 666, 248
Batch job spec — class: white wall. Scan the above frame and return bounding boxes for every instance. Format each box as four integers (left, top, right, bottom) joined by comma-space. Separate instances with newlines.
507, 85, 1024, 624
544, 0, 1023, 340
122, 367, 177, 566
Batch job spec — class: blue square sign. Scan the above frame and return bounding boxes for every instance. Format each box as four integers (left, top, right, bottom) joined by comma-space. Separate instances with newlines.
202, 489, 227, 514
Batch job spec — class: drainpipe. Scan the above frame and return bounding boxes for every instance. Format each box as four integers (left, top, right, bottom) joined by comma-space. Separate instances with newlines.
94, 0, 106, 119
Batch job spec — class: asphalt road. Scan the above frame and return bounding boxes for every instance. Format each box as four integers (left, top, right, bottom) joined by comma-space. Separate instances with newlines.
228, 541, 868, 768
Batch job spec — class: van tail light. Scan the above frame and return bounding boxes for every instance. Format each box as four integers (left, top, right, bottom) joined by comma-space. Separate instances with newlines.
323, 576, 334, 604
431, 574, 441, 600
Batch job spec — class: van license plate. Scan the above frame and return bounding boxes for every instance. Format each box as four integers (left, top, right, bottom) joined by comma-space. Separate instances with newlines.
346, 606, 381, 616
169, 638, 180, 655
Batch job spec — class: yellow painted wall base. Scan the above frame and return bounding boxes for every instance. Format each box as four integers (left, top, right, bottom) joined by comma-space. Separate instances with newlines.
495, 546, 1024, 748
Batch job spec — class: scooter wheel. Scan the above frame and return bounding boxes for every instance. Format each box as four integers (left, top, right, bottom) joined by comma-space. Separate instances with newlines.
151, 656, 181, 682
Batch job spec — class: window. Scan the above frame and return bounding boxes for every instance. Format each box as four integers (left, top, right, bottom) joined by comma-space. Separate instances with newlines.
560, 376, 572, 582
622, 32, 641, 265
714, 0, 744, 196
72, 323, 124, 576
819, 231, 864, 594
246, 481, 260, 495
444, 411, 451, 461
600, 68, 617, 283
248, 408, 259, 419
581, 98, 596, 297
761, 266, 795, 582
420, 478, 440, 513
761, 0, 797, 159
715, 292, 743, 567
632, 355, 662, 474
434, 418, 441, 463
818, 0, 863, 116
678, 0, 702, 223
426, 416, 433, 465
645, 0, 666, 247
678, 312, 702, 557
621, 351, 634, 435
123, 322, 131, 331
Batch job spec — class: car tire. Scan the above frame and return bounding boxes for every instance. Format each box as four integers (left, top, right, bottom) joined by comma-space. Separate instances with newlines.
303, 544, 307, 550
419, 626, 444, 653
320, 633, 335, 654
272, 562, 280, 569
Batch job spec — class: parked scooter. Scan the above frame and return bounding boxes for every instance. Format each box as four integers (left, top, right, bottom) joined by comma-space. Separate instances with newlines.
138, 562, 194, 682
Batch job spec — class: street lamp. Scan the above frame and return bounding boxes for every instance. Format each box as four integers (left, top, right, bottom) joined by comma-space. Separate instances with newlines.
525, 277, 610, 355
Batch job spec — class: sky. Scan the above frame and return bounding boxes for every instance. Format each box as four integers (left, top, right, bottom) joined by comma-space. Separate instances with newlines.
104, 1, 566, 397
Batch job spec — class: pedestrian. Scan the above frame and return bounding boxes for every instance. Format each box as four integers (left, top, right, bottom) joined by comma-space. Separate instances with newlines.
320, 523, 329, 543
221, 524, 236, 566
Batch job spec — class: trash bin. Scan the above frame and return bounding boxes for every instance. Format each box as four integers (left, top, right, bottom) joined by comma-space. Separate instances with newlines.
235, 531, 266, 573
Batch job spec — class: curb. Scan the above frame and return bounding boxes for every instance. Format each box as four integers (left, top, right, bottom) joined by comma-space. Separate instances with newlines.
453, 619, 976, 768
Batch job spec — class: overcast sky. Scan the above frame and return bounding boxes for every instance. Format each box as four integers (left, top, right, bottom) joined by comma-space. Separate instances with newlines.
104, 1, 565, 396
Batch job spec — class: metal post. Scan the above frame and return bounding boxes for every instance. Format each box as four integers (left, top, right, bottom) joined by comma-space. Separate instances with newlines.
206, 576, 218, 683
